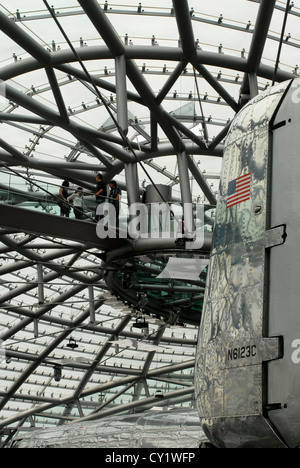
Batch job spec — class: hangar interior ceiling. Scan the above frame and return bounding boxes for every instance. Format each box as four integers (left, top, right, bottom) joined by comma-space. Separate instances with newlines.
0, 0, 299, 445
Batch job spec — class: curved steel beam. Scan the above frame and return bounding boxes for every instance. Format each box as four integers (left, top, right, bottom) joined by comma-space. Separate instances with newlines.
103, 234, 212, 265
240, 0, 277, 97
0, 12, 51, 65
77, 0, 125, 57
3, 84, 134, 164
193, 62, 239, 112
0, 46, 293, 84
172, 0, 196, 58
125, 60, 185, 152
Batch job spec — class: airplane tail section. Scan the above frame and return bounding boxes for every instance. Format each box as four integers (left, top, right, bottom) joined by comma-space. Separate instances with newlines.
195, 80, 294, 448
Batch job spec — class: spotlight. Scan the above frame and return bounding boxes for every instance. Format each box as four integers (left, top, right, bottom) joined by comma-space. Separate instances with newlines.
66, 337, 78, 350
132, 317, 149, 332
155, 390, 164, 399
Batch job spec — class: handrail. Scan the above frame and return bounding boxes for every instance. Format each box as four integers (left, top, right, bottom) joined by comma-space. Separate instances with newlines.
0, 167, 216, 239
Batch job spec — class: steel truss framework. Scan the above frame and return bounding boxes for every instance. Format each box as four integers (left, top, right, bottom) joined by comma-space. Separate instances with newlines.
0, 0, 298, 444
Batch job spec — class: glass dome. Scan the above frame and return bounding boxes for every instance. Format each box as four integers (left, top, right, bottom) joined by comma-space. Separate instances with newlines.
0, 0, 299, 446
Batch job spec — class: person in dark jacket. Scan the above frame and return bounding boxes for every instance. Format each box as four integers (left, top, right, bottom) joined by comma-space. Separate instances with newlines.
58, 180, 71, 217
109, 180, 122, 226
95, 174, 107, 221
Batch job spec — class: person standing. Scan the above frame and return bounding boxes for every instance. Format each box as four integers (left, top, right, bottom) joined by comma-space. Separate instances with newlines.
95, 173, 107, 221
67, 187, 87, 220
109, 180, 122, 226
59, 180, 71, 217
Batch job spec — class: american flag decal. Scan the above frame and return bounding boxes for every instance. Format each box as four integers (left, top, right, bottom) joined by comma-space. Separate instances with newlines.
227, 173, 251, 208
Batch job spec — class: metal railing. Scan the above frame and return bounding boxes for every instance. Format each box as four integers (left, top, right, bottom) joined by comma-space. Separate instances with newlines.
0, 168, 216, 237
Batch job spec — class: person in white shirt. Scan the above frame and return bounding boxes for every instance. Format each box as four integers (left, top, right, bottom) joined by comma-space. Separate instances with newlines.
67, 187, 87, 220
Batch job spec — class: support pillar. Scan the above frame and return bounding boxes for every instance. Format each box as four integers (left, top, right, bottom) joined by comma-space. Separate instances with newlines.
88, 285, 96, 323
115, 55, 128, 136
248, 72, 259, 98
177, 151, 195, 237
37, 263, 44, 305
125, 163, 140, 205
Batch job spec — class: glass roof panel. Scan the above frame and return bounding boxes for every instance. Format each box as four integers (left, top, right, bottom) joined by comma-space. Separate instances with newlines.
0, 0, 300, 445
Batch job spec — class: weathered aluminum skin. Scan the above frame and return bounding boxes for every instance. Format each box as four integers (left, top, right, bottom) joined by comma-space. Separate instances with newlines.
267, 78, 300, 448
195, 81, 291, 448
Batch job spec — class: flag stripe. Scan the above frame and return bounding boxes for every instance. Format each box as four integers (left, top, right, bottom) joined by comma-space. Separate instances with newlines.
235, 179, 251, 187
227, 197, 250, 208
236, 179, 251, 188
227, 187, 251, 202
226, 173, 251, 208
227, 196, 251, 208
236, 173, 251, 181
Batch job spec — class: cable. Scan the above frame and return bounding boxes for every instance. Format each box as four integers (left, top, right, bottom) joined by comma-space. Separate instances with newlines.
193, 67, 209, 147
272, 0, 291, 85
